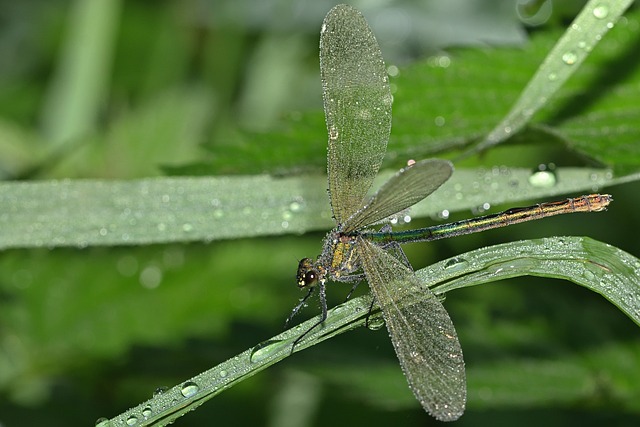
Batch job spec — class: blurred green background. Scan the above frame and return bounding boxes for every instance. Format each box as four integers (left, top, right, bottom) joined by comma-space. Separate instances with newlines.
0, 0, 639, 426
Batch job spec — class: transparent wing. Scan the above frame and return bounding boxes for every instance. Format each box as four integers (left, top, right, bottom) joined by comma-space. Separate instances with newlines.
357, 237, 466, 421
320, 5, 392, 223
341, 159, 453, 233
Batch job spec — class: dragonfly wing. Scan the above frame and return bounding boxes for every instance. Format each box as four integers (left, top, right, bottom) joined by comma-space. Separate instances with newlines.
341, 159, 453, 233
320, 5, 392, 223
357, 237, 466, 421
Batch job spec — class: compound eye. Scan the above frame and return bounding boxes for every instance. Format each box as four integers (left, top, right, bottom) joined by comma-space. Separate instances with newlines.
296, 258, 320, 288
303, 270, 318, 287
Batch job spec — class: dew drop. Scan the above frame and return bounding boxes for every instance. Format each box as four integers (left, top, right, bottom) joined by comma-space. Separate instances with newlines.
528, 163, 557, 188
250, 339, 288, 363
592, 5, 609, 19
443, 257, 470, 271
562, 51, 578, 65
180, 381, 199, 398
366, 316, 385, 331
289, 201, 302, 212
95, 418, 110, 427
142, 407, 152, 418
153, 386, 168, 397
126, 415, 138, 426
329, 126, 339, 141
583, 270, 596, 281
219, 369, 228, 378
139, 265, 162, 289
438, 209, 450, 220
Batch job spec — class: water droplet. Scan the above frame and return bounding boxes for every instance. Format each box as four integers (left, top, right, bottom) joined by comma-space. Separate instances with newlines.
406, 159, 416, 167
126, 415, 138, 426
95, 418, 110, 426
289, 201, 302, 212
562, 51, 578, 65
437, 209, 450, 220
219, 369, 228, 378
593, 5, 608, 19
472, 202, 491, 215
153, 386, 168, 397
367, 316, 385, 331
180, 381, 199, 398
528, 163, 557, 188
434, 116, 445, 126
182, 223, 193, 232
142, 407, 152, 418
250, 339, 289, 363
139, 265, 162, 289
443, 257, 470, 271
387, 64, 399, 77
583, 270, 596, 281
329, 126, 339, 140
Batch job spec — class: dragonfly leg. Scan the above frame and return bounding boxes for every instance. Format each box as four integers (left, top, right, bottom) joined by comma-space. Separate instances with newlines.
291, 280, 328, 351
364, 297, 377, 329
342, 274, 365, 301
285, 286, 316, 329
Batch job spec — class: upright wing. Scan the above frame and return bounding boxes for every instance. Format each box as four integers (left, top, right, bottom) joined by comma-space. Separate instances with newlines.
341, 159, 453, 233
357, 236, 466, 421
320, 5, 392, 223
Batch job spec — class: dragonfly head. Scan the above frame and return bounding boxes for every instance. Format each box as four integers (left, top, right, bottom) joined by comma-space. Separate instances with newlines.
296, 258, 323, 289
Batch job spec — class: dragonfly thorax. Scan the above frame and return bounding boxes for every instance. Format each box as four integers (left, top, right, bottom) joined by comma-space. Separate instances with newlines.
296, 229, 362, 291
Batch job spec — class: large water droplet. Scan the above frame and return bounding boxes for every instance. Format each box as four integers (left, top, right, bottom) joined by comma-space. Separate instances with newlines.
126, 415, 138, 426
180, 381, 199, 398
249, 339, 289, 363
142, 407, 152, 418
562, 51, 578, 65
528, 163, 557, 188
593, 5, 609, 19
443, 257, 470, 271
366, 315, 385, 331
95, 418, 110, 427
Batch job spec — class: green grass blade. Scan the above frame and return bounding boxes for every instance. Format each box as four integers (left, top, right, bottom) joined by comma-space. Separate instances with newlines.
103, 236, 640, 425
0, 168, 630, 249
473, 0, 633, 153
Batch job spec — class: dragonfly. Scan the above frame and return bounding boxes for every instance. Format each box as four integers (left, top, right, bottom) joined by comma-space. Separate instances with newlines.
289, 4, 612, 422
